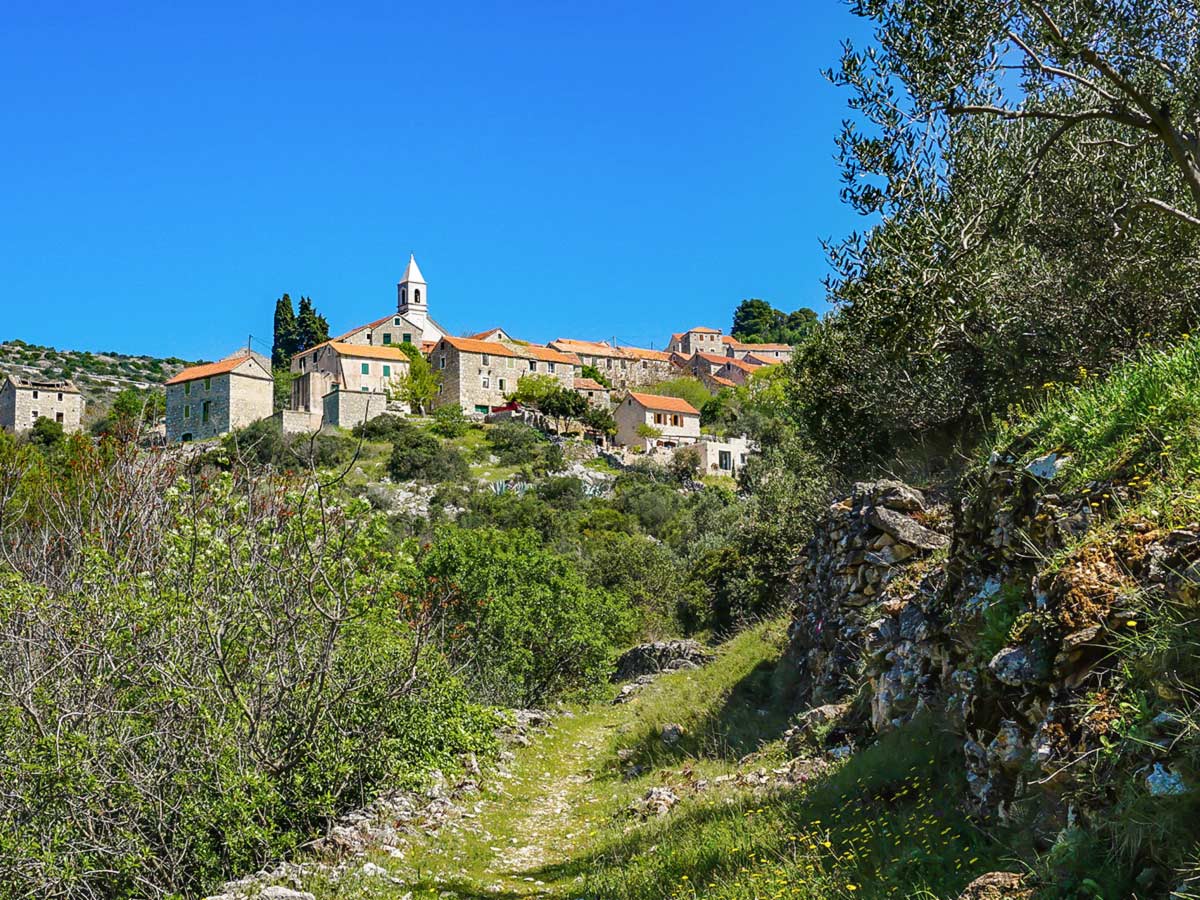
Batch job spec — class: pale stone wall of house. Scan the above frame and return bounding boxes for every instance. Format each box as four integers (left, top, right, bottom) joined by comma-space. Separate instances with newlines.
322, 388, 390, 429
0, 382, 83, 433
614, 395, 700, 448
166, 366, 272, 443
697, 435, 754, 475
577, 386, 611, 408
166, 375, 232, 443
338, 355, 408, 395
278, 408, 323, 434
433, 346, 577, 415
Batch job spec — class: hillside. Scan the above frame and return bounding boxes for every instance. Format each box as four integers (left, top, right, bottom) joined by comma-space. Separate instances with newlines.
0, 339, 193, 415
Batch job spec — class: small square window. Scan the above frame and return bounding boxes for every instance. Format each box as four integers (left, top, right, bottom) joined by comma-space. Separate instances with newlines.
394, 317, 401, 326
482, 377, 490, 389
383, 334, 393, 345
55, 412, 64, 424
31, 390, 38, 399
499, 378, 506, 391
548, 362, 556, 373
403, 333, 412, 344
31, 410, 38, 421
361, 363, 370, 375
383, 365, 391, 377
361, 386, 369, 392
482, 353, 490, 365
528, 360, 537, 372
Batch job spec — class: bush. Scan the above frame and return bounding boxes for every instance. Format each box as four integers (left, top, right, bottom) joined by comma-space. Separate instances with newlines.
430, 404, 470, 438
389, 427, 469, 483
420, 527, 635, 705
580, 531, 687, 637
0, 442, 497, 898
353, 412, 411, 442
486, 422, 546, 465
225, 418, 358, 470
26, 416, 64, 448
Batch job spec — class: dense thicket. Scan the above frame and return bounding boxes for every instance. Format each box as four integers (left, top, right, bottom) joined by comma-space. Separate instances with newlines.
780, 2, 1200, 474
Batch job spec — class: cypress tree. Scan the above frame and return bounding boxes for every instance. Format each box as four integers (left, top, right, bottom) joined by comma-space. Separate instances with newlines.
272, 294, 298, 368
295, 296, 330, 352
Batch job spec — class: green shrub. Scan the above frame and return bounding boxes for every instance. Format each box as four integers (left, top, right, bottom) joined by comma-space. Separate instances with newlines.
389, 427, 469, 483
430, 404, 470, 438
486, 422, 546, 465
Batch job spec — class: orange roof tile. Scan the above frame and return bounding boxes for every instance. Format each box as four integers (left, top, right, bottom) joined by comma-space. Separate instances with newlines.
721, 356, 759, 373
694, 351, 731, 365
523, 344, 580, 365
439, 336, 522, 358
707, 374, 737, 387
619, 345, 672, 362
467, 327, 508, 340
166, 353, 262, 385
745, 353, 785, 366
327, 342, 411, 361
626, 391, 700, 415
574, 377, 609, 392
686, 326, 721, 334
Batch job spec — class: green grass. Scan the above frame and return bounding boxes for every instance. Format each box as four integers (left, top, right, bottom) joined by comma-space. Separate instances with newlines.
288, 620, 1017, 900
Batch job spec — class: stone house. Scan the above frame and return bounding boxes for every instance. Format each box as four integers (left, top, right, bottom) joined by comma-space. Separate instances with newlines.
745, 352, 785, 367
667, 326, 724, 357
722, 336, 794, 362
713, 356, 762, 386
696, 434, 755, 476
683, 352, 732, 379
699, 371, 737, 393
331, 255, 449, 350
431, 337, 579, 414
574, 376, 611, 408
0, 375, 83, 433
546, 339, 677, 389
288, 341, 411, 430
614, 391, 700, 450
165, 352, 273, 443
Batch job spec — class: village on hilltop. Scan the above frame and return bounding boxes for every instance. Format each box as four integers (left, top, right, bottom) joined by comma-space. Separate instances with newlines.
1, 255, 793, 474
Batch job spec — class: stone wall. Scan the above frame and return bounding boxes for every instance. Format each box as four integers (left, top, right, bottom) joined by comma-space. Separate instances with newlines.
784, 462, 1199, 855
0, 381, 83, 433
322, 388, 392, 429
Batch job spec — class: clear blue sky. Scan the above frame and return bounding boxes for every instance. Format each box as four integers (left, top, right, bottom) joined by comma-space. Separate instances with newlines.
1, 1, 871, 360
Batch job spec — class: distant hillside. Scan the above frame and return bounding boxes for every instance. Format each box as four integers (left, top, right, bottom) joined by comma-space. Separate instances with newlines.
0, 339, 197, 417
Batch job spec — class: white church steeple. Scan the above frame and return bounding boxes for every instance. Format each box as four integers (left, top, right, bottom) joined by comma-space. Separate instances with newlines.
397, 254, 427, 318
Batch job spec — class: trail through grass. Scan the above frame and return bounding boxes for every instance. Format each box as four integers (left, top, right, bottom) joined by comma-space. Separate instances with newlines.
304, 620, 1020, 900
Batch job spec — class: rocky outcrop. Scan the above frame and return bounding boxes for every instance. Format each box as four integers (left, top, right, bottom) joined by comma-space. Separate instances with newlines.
612, 640, 712, 681
784, 461, 1198, 866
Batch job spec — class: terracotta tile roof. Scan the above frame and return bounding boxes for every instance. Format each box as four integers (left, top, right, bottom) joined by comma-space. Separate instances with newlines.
523, 345, 580, 365
574, 377, 609, 392
694, 351, 731, 366
619, 345, 672, 362
721, 356, 760, 373
706, 374, 737, 387
686, 326, 721, 334
745, 353, 785, 366
327, 342, 411, 361
467, 327, 508, 341
626, 391, 700, 415
549, 338, 626, 358
420, 340, 438, 354
670, 332, 684, 344
439, 336, 522, 358
166, 353, 262, 385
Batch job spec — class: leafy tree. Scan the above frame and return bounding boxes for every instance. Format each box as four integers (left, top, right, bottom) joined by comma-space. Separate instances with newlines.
731, 299, 817, 344
508, 374, 560, 407
487, 422, 546, 466
669, 445, 702, 481
272, 294, 299, 367
641, 377, 709, 413
580, 405, 617, 437
392, 344, 441, 414
539, 387, 587, 431
272, 368, 294, 413
580, 364, 612, 388
27, 416, 64, 448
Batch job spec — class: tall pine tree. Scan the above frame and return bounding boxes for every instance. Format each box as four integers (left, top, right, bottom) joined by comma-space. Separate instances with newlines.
272, 294, 298, 368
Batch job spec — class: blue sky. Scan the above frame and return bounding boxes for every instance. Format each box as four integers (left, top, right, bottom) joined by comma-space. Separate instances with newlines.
1, 1, 872, 360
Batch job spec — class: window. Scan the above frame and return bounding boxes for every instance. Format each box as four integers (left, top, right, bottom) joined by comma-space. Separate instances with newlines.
403, 333, 412, 344
474, 404, 488, 414
300, 359, 307, 371
202, 401, 210, 423
482, 377, 490, 389
184, 405, 191, 419
621, 360, 627, 369
361, 386, 369, 392
383, 365, 391, 377
383, 333, 392, 345
204, 376, 211, 390
719, 450, 732, 470
498, 378, 506, 391
30, 410, 38, 422
400, 287, 407, 305
57, 392, 63, 401
414, 288, 421, 303
528, 360, 537, 372
482, 353, 490, 365
31, 390, 38, 399
361, 363, 370, 375
548, 362, 556, 373
606, 358, 613, 369
394, 316, 401, 326
438, 356, 446, 369
181, 432, 192, 442
654, 413, 665, 425
55, 412, 64, 424
671, 414, 683, 427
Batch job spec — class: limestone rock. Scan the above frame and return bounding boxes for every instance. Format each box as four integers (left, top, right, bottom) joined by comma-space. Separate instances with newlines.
866, 506, 949, 551
612, 641, 712, 682
661, 723, 684, 745
956, 872, 1033, 900
989, 646, 1045, 687
629, 786, 679, 818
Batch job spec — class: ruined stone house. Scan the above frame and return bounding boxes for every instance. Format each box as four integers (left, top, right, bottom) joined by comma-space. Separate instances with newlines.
0, 375, 83, 433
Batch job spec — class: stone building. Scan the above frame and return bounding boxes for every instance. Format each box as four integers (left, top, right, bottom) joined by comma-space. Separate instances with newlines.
667, 326, 724, 357
288, 341, 411, 430
682, 352, 732, 379
331, 255, 449, 350
0, 375, 84, 433
713, 356, 762, 386
547, 338, 678, 389
614, 391, 700, 450
165, 352, 273, 443
722, 336, 794, 362
696, 434, 754, 476
431, 337, 579, 414
574, 376, 611, 408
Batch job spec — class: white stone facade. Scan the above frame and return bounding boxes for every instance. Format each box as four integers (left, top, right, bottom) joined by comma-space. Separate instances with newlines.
431, 337, 578, 415
290, 342, 410, 428
0, 376, 84, 433
614, 391, 701, 449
